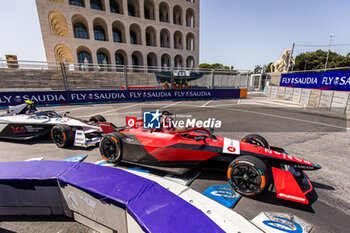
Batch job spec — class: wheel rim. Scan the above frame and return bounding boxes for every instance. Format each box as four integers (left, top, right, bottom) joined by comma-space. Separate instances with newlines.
52, 128, 64, 145
101, 137, 119, 162
230, 163, 262, 194
244, 138, 264, 147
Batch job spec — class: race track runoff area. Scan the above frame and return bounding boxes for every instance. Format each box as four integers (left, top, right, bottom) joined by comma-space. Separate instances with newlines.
0, 93, 349, 233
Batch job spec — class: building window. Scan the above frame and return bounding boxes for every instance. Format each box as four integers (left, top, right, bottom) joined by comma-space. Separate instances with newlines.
130, 30, 137, 44
128, 4, 135, 16
110, 0, 120, 13
94, 26, 106, 41
97, 52, 109, 71
113, 28, 122, 42
91, 0, 103, 10
115, 53, 124, 65
70, 0, 85, 7
78, 51, 92, 70
74, 23, 88, 39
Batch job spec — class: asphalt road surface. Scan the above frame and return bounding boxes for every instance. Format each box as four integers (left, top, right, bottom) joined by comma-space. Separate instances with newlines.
0, 93, 349, 233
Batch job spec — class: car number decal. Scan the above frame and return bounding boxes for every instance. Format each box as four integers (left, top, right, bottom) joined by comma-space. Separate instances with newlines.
223, 138, 240, 154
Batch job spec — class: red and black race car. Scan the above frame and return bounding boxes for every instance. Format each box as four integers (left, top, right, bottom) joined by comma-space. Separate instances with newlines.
98, 112, 321, 204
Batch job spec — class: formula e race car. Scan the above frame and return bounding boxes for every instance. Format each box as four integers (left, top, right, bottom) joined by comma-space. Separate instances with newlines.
99, 111, 321, 204
0, 101, 117, 148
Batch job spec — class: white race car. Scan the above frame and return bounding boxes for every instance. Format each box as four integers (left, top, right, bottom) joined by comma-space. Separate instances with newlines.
0, 102, 118, 148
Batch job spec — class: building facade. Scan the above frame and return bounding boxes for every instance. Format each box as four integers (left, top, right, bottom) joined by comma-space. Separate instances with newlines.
35, 0, 199, 69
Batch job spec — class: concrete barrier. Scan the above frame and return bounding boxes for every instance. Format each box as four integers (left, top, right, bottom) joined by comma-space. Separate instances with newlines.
292, 88, 302, 102
270, 86, 278, 98
308, 90, 322, 108
283, 88, 293, 101
265, 86, 350, 116
277, 87, 285, 99
331, 92, 349, 115
319, 91, 334, 109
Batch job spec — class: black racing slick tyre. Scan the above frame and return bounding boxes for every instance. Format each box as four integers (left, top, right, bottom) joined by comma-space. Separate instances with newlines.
241, 134, 269, 149
227, 155, 269, 196
99, 133, 122, 164
51, 125, 74, 148
89, 115, 106, 123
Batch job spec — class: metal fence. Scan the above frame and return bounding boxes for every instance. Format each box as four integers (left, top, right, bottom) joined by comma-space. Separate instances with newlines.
0, 59, 262, 91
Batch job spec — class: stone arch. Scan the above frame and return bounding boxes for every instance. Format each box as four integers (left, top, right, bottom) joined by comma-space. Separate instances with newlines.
174, 55, 183, 68
48, 10, 69, 37
160, 28, 170, 48
145, 26, 156, 46
77, 46, 93, 70
112, 20, 126, 43
174, 31, 183, 49
147, 52, 157, 71
186, 56, 195, 68
131, 51, 143, 72
173, 5, 182, 25
159, 2, 169, 23
54, 44, 73, 63
186, 33, 195, 51
186, 8, 195, 28
128, 0, 140, 17
96, 47, 111, 71
72, 14, 90, 39
93, 17, 109, 41
129, 23, 142, 44
144, 0, 155, 20
115, 49, 127, 65
161, 53, 171, 68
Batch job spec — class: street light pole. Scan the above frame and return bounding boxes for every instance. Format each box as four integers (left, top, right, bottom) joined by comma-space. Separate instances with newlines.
325, 35, 335, 70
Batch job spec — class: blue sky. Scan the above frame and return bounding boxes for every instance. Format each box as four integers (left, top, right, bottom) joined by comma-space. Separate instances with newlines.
1, 0, 350, 69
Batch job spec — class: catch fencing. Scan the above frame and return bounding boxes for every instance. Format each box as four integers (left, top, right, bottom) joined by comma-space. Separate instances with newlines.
0, 59, 262, 91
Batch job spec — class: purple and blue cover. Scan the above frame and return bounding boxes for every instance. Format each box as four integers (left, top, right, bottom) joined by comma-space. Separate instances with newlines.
0, 161, 224, 233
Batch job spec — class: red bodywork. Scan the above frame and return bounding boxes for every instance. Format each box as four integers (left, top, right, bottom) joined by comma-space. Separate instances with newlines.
105, 116, 321, 204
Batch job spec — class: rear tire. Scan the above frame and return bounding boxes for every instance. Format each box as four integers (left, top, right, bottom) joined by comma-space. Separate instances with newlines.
99, 132, 123, 164
51, 125, 74, 148
241, 134, 269, 149
89, 115, 106, 123
227, 155, 269, 196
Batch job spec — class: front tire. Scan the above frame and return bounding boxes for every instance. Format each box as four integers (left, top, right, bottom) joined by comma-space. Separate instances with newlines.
51, 125, 74, 148
99, 133, 122, 164
241, 134, 269, 148
89, 115, 106, 123
227, 155, 269, 196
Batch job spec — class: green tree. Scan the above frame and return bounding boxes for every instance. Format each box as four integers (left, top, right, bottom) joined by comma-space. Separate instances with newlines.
254, 65, 263, 74
293, 50, 350, 71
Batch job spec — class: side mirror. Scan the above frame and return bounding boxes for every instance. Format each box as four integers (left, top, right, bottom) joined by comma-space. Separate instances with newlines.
64, 111, 70, 117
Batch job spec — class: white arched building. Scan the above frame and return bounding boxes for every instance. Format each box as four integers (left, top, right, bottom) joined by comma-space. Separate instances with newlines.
36, 0, 199, 69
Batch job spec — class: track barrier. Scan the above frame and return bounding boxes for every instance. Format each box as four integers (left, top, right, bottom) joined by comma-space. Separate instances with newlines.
0, 88, 247, 108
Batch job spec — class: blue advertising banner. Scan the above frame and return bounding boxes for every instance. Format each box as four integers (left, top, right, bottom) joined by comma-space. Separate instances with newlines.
0, 88, 242, 107
280, 70, 350, 91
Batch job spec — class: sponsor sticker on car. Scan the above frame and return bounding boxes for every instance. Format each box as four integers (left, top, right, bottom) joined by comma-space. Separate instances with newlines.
223, 138, 240, 154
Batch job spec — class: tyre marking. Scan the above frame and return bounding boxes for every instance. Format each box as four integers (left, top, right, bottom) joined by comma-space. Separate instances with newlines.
260, 175, 265, 188
227, 167, 232, 179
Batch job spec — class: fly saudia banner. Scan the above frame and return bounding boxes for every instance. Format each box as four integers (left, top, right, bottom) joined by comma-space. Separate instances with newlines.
280, 70, 350, 91
0, 89, 243, 107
